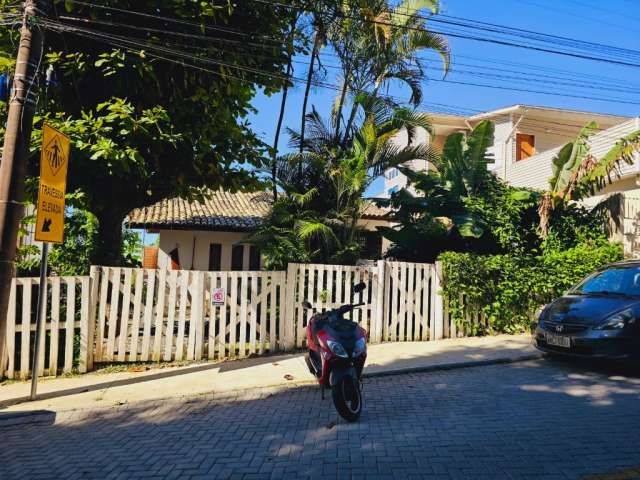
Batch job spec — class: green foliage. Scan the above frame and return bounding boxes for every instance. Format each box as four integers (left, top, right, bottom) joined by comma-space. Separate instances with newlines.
379, 120, 527, 262
1, 0, 297, 265
253, 98, 435, 266
440, 242, 623, 335
16, 207, 141, 277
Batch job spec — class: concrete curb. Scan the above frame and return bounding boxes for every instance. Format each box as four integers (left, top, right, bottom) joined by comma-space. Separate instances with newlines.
0, 410, 57, 428
364, 353, 543, 378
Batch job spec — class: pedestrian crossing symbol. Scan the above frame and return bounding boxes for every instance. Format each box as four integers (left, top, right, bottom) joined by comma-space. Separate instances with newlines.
35, 124, 71, 244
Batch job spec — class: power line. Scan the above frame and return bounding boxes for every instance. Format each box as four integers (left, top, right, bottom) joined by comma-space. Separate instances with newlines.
246, 0, 640, 68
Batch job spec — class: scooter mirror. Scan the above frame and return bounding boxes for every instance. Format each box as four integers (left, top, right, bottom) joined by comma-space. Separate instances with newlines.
302, 301, 313, 310
353, 282, 367, 293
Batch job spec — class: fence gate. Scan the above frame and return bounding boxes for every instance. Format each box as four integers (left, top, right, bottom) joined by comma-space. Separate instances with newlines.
284, 262, 385, 348
205, 271, 287, 361
382, 262, 444, 342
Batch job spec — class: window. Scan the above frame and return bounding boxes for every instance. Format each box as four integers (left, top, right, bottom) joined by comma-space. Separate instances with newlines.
249, 246, 261, 270
169, 247, 180, 270
208, 243, 222, 271
516, 133, 535, 161
386, 168, 398, 179
231, 245, 244, 271
573, 267, 640, 297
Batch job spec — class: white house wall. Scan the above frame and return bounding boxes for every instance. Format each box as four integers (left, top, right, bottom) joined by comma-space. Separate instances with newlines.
158, 230, 254, 271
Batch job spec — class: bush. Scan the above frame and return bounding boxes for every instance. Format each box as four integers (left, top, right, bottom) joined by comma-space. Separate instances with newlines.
439, 241, 623, 334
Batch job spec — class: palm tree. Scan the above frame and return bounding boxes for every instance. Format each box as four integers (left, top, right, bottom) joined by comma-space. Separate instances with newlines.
253, 98, 434, 265
538, 122, 640, 236
339, 0, 450, 144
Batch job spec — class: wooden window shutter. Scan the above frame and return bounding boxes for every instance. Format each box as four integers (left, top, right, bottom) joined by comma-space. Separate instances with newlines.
516, 134, 535, 161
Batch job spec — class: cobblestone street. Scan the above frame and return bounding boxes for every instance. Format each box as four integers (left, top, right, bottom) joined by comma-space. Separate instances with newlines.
2, 358, 640, 480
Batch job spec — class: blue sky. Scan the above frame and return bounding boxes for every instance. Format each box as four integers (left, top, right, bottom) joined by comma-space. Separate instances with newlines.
246, 0, 640, 197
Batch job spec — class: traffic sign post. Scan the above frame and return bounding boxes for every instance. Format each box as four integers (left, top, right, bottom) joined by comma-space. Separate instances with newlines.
30, 124, 70, 400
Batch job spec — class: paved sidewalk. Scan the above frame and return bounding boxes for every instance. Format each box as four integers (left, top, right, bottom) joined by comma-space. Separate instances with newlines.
0, 334, 538, 415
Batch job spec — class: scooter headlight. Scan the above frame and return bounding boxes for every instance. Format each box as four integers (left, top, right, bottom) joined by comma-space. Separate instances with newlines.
326, 340, 348, 358
353, 337, 367, 357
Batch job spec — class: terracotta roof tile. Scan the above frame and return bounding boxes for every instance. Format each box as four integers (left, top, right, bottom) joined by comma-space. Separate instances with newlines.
126, 190, 272, 231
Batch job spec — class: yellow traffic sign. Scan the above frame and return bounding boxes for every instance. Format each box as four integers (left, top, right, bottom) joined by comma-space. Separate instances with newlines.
34, 124, 70, 243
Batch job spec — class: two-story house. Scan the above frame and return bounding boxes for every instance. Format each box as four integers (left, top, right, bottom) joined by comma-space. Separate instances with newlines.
383, 104, 640, 253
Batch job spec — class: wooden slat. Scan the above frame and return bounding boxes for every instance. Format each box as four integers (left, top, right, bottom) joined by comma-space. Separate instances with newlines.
238, 274, 248, 358
336, 265, 343, 307
163, 270, 179, 361
152, 268, 167, 361
207, 273, 217, 360
129, 269, 144, 361
421, 266, 430, 341
278, 270, 287, 350
106, 268, 121, 361
95, 267, 110, 362
372, 260, 385, 343
383, 262, 391, 341
296, 264, 305, 348
140, 269, 156, 361
191, 271, 204, 360
229, 272, 238, 359
37, 279, 47, 376
282, 264, 296, 350
87, 266, 101, 371
259, 275, 268, 354
249, 275, 258, 355
391, 264, 400, 342
20, 279, 31, 379
398, 264, 407, 341
64, 278, 76, 373
79, 277, 91, 373
433, 261, 444, 340
117, 268, 133, 362
344, 269, 352, 322
406, 264, 415, 341
219, 275, 228, 360
5, 280, 16, 379
175, 271, 189, 361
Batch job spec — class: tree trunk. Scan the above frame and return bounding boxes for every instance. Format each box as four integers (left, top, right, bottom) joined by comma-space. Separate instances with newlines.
334, 63, 351, 144
91, 210, 126, 267
299, 31, 320, 176
272, 16, 299, 202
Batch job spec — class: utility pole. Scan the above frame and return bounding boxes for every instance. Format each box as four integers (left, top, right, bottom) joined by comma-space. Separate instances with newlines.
0, 0, 46, 372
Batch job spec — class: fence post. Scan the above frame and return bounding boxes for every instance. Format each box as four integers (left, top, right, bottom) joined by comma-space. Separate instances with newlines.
433, 261, 444, 340
191, 270, 205, 360
283, 263, 297, 350
87, 266, 100, 371
372, 260, 385, 343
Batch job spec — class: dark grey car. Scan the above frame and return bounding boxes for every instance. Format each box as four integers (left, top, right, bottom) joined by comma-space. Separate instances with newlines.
535, 260, 640, 359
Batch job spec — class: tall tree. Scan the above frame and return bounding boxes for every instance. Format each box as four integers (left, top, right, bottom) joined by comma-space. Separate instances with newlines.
0, 0, 297, 266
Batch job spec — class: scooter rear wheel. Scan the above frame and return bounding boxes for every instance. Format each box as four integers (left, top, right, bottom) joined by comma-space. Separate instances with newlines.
332, 376, 362, 422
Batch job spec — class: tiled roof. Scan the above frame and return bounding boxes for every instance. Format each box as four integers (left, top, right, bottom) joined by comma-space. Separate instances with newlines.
127, 191, 390, 232
361, 201, 390, 220
126, 190, 272, 232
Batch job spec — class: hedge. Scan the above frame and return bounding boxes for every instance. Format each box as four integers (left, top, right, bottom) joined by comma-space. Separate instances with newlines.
439, 242, 624, 334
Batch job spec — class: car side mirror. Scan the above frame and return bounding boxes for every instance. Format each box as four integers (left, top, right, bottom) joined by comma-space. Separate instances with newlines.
353, 282, 366, 293
302, 301, 312, 310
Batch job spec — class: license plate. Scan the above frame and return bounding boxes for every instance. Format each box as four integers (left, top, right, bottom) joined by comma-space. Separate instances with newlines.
545, 332, 571, 348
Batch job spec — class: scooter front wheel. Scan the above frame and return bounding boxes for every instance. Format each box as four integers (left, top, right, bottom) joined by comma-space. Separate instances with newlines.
332, 375, 362, 422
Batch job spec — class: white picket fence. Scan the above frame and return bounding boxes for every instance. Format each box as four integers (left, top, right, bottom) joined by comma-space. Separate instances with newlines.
2, 261, 469, 380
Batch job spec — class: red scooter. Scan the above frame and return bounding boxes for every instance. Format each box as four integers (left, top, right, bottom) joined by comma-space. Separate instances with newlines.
304, 282, 368, 422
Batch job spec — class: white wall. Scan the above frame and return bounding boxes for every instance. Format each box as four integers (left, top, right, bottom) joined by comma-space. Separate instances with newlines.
158, 230, 256, 271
